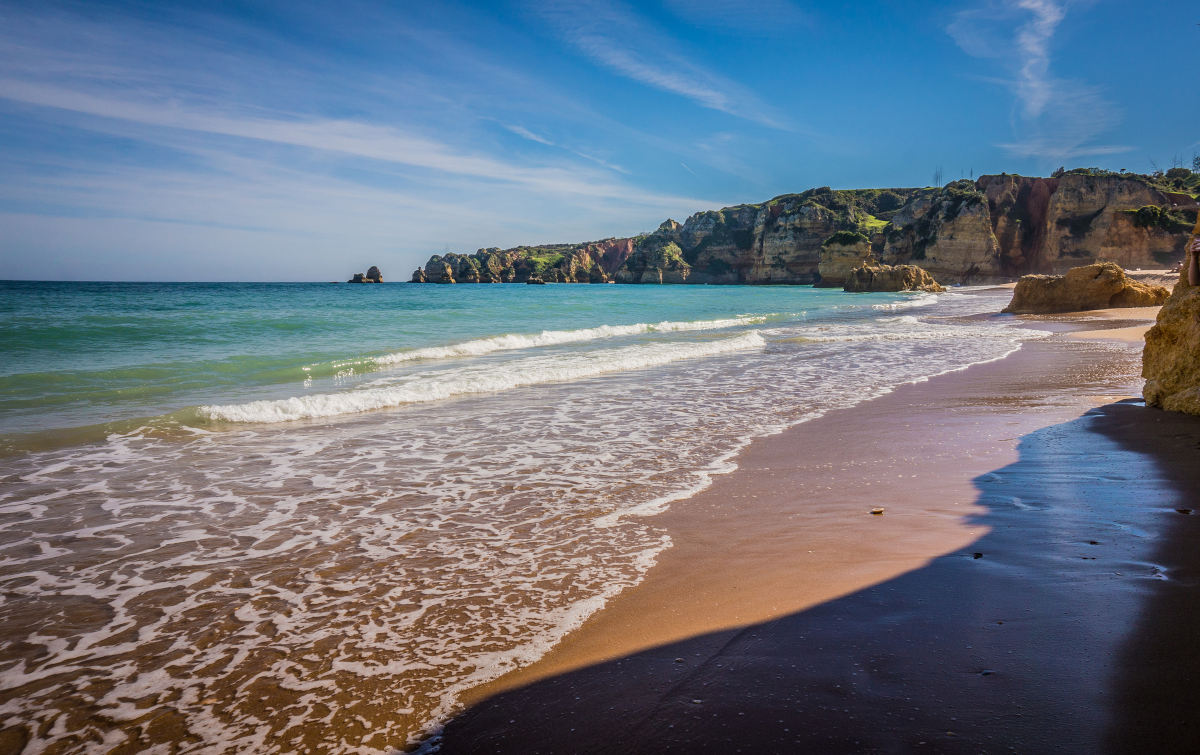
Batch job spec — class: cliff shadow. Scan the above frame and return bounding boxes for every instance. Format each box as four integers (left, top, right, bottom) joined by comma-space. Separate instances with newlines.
419, 401, 1200, 754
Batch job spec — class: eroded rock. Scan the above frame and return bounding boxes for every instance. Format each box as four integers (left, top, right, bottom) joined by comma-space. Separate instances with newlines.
843, 264, 945, 293
1002, 262, 1168, 314
1143, 264, 1200, 415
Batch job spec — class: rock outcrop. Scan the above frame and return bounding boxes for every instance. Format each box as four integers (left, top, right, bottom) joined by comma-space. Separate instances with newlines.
816, 232, 873, 287
1143, 265, 1200, 415
883, 181, 1002, 283
1002, 262, 1170, 314
411, 170, 1198, 285
348, 266, 383, 283
843, 264, 945, 293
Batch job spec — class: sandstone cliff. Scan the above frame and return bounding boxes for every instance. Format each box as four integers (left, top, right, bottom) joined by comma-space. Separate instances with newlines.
816, 232, 873, 288
1143, 270, 1200, 415
411, 170, 1197, 285
882, 181, 1002, 283
1143, 220, 1200, 415
1002, 262, 1169, 314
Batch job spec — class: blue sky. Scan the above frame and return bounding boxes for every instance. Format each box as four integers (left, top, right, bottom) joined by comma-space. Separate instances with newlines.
0, 0, 1196, 281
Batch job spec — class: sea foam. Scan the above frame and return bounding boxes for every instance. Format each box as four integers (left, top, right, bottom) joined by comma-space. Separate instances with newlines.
369, 316, 766, 366
202, 331, 766, 423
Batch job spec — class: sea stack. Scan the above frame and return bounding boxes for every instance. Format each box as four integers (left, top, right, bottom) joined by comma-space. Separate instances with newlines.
348, 266, 383, 283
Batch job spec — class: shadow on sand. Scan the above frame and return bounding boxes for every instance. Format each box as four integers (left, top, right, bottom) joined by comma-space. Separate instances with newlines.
424, 401, 1200, 754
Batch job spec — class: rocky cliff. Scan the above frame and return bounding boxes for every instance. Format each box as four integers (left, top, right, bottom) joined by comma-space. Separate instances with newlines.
411, 170, 1198, 285
1143, 269, 1200, 415
1143, 218, 1200, 415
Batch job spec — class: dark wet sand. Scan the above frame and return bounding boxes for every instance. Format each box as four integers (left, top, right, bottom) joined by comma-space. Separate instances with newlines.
428, 321, 1200, 753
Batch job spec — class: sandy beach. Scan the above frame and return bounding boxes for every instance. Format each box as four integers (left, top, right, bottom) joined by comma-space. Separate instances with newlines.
429, 304, 1200, 753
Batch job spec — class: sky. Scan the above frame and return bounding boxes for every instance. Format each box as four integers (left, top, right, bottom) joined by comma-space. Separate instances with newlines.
0, 0, 1196, 281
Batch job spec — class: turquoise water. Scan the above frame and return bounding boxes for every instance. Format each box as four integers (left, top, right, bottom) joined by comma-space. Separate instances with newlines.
0, 280, 1041, 751
2, 280, 882, 442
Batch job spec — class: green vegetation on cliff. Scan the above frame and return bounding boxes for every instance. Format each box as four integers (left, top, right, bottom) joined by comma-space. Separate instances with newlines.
822, 230, 870, 247
1125, 205, 1197, 234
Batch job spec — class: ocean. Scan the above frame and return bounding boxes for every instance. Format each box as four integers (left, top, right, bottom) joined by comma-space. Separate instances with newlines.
0, 280, 1045, 752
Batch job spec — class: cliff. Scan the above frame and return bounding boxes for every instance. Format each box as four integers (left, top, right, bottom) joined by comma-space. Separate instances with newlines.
1143, 219, 1200, 415
1143, 269, 1200, 414
411, 169, 1198, 285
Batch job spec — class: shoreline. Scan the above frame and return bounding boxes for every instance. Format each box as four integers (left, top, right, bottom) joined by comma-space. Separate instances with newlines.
428, 305, 1200, 751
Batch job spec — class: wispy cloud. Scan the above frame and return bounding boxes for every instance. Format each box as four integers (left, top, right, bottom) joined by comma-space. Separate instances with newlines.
501, 123, 556, 146
498, 121, 630, 173
948, 0, 1129, 163
1012, 0, 1065, 119
0, 1, 728, 280
535, 0, 788, 129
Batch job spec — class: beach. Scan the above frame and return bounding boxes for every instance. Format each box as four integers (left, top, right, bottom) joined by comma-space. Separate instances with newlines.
431, 303, 1200, 753
3, 282, 1198, 753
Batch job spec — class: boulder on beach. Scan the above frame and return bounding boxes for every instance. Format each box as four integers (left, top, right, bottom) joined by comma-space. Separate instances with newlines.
1143, 269, 1200, 415
1002, 262, 1168, 314
843, 263, 945, 293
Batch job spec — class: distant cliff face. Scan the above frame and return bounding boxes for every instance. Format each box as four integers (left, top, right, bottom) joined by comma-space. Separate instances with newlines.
411, 171, 1198, 285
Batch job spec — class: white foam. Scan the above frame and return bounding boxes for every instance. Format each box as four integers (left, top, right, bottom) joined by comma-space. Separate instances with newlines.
370, 316, 765, 366
202, 332, 766, 423
871, 291, 940, 311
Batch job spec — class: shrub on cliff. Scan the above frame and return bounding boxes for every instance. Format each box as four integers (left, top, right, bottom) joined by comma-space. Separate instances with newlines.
1129, 205, 1195, 233
822, 230, 870, 247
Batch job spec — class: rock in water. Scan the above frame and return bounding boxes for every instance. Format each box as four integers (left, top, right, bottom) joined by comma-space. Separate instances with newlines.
1143, 242, 1200, 414
843, 263, 945, 293
348, 267, 383, 283
1002, 262, 1168, 314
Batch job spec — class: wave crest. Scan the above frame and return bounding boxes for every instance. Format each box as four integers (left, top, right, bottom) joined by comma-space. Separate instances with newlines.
202, 332, 766, 423
370, 316, 765, 366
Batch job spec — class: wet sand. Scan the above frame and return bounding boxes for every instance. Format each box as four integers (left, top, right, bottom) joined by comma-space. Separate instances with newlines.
428, 307, 1200, 752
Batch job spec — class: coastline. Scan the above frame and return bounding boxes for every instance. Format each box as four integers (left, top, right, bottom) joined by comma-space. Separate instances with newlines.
428, 305, 1200, 752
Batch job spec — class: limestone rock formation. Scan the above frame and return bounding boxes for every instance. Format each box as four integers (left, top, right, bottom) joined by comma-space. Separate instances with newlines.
1143, 269, 1200, 415
883, 181, 1002, 283
816, 232, 873, 288
614, 226, 692, 284
410, 170, 1197, 285
843, 264, 945, 293
348, 266, 383, 283
1002, 262, 1169, 314
409, 238, 634, 284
